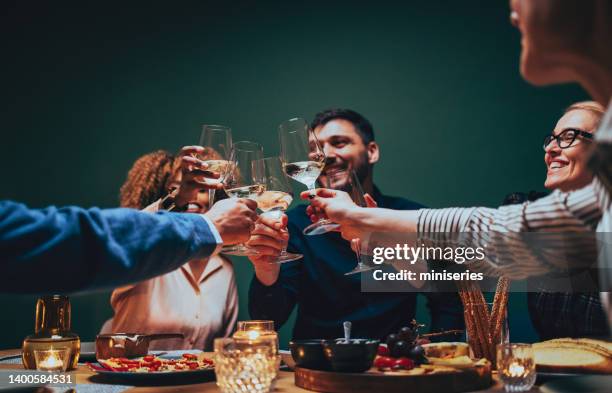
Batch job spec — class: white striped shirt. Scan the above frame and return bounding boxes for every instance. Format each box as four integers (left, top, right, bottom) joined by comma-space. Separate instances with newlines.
417, 102, 612, 328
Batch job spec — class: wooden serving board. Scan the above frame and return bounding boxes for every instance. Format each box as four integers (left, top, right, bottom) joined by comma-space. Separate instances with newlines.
294, 365, 492, 393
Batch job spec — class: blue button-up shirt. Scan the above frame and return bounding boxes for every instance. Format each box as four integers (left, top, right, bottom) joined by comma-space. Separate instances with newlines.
0, 200, 221, 293
249, 188, 464, 340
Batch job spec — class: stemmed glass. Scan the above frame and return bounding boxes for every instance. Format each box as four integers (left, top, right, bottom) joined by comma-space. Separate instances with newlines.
256, 157, 303, 264
278, 118, 330, 236
324, 169, 373, 275
199, 125, 233, 206
220, 141, 266, 256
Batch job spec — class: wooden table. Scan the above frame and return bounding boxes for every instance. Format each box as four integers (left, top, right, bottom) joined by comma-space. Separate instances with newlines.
0, 349, 538, 392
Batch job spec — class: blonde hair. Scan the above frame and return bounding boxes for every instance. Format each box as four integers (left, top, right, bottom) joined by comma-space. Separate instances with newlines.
564, 101, 605, 129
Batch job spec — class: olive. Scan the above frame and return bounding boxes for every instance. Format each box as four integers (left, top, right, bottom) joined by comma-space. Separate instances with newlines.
390, 340, 409, 358
386, 333, 399, 348
409, 345, 425, 361
398, 326, 417, 343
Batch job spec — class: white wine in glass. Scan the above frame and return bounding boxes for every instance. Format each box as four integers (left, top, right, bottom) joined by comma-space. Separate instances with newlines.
220, 141, 265, 256
278, 118, 334, 236
225, 184, 266, 200
200, 124, 233, 203
283, 160, 325, 189
255, 157, 303, 264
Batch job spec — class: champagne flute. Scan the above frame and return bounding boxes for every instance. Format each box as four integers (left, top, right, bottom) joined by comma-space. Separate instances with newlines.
199, 125, 233, 206
338, 170, 374, 275
278, 118, 331, 236
256, 157, 303, 264
221, 141, 266, 256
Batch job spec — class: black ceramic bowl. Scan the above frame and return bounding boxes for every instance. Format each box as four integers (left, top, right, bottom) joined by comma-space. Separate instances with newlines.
289, 339, 331, 371
323, 339, 380, 373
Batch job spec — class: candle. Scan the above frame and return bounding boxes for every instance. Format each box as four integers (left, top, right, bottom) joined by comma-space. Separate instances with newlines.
233, 320, 277, 342
508, 362, 525, 377
34, 348, 69, 372
496, 343, 536, 392
214, 337, 279, 393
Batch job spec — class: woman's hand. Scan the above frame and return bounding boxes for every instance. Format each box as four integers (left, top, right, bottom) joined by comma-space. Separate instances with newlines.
300, 188, 357, 222
175, 146, 224, 207
300, 188, 368, 240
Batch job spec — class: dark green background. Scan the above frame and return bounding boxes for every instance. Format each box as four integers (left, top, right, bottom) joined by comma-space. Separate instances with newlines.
0, 0, 587, 349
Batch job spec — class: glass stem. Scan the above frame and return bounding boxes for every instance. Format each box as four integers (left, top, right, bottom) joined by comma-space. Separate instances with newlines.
208, 189, 216, 207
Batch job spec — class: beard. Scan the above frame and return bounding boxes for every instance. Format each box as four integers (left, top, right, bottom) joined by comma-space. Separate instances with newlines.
320, 153, 370, 192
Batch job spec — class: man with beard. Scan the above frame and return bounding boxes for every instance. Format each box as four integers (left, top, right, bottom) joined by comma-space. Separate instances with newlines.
246, 108, 464, 340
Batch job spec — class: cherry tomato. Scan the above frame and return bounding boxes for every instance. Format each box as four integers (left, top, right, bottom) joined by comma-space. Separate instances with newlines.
182, 353, 197, 360
377, 345, 390, 356
373, 356, 394, 369
143, 355, 155, 362
393, 357, 415, 370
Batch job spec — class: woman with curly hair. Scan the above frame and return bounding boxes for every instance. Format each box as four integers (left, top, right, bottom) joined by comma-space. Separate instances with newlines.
100, 149, 238, 350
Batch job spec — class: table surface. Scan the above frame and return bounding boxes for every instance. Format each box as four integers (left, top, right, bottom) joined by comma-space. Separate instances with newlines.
0, 349, 539, 393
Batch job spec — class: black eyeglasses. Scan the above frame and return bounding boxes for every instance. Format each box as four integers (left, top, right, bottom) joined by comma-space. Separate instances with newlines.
543, 128, 593, 150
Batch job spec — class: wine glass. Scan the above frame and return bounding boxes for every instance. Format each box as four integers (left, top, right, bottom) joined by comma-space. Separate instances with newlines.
199, 125, 233, 206
220, 141, 266, 256
256, 157, 303, 264
278, 118, 331, 236
322, 169, 373, 275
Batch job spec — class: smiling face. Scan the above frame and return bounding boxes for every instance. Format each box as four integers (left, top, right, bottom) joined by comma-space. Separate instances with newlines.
544, 109, 599, 191
313, 119, 379, 190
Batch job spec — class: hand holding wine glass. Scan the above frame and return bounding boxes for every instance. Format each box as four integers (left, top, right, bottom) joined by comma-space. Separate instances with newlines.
220, 141, 266, 256
279, 117, 336, 236
205, 198, 258, 245
251, 157, 303, 263
199, 124, 233, 204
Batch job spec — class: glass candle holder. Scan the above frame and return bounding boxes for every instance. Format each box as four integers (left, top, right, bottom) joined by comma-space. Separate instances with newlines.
496, 343, 536, 392
214, 337, 279, 393
234, 320, 277, 340
34, 347, 70, 373
22, 295, 80, 370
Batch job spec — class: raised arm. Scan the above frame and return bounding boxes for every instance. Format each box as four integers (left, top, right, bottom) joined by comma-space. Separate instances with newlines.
0, 198, 256, 293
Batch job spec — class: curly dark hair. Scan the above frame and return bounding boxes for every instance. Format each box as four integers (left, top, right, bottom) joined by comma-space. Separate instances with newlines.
119, 150, 179, 209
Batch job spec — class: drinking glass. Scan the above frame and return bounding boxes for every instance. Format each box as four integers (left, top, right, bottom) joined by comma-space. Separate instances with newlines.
214, 337, 279, 393
234, 320, 277, 340
278, 118, 330, 236
199, 124, 233, 206
256, 157, 303, 263
221, 141, 265, 256
34, 347, 71, 372
464, 301, 509, 362
496, 343, 536, 392
336, 170, 373, 275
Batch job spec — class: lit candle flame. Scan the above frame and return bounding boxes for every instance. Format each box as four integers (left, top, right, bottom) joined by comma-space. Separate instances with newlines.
39, 350, 63, 371
508, 362, 525, 377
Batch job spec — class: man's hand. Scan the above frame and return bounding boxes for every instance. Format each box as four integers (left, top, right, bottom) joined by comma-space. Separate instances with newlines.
246, 214, 288, 256
205, 198, 257, 245
246, 214, 289, 286
175, 146, 224, 208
